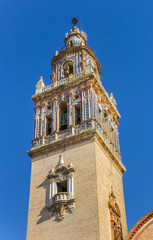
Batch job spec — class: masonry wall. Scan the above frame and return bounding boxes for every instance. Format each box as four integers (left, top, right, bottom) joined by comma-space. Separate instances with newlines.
26, 139, 100, 240
27, 136, 127, 240
138, 223, 153, 240
95, 140, 128, 240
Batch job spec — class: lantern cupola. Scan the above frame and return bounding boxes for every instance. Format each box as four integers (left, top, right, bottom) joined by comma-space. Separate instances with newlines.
64, 25, 87, 48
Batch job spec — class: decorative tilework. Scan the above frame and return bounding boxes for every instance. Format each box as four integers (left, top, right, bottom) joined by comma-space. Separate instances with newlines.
51, 134, 55, 140
87, 120, 92, 128
68, 127, 72, 135
81, 122, 86, 130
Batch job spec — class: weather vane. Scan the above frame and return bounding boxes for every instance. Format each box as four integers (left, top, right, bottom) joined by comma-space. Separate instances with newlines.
72, 17, 78, 27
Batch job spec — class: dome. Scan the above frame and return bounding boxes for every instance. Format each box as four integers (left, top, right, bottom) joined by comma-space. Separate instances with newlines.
64, 26, 87, 48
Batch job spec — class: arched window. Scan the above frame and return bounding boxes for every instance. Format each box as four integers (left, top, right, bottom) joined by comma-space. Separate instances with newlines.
63, 61, 73, 78
59, 101, 68, 131
46, 114, 52, 135
74, 103, 81, 125
70, 40, 73, 47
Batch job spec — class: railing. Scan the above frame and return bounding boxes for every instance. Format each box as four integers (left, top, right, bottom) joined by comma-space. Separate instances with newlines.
41, 67, 101, 94
53, 192, 68, 203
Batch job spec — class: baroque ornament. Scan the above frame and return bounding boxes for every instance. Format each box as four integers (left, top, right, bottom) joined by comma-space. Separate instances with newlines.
108, 187, 123, 240
46, 155, 75, 221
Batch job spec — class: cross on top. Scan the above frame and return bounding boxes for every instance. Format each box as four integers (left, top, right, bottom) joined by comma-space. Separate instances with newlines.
72, 17, 78, 27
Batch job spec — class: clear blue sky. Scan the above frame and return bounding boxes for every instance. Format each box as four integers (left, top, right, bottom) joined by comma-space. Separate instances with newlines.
0, 0, 153, 239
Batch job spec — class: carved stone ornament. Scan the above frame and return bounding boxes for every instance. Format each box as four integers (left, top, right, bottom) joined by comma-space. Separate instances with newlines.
51, 72, 56, 83
108, 187, 122, 240
46, 154, 75, 221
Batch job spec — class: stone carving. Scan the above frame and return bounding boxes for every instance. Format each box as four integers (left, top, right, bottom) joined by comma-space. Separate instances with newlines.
35, 76, 45, 94
108, 187, 122, 240
81, 51, 86, 71
47, 154, 75, 221
51, 72, 56, 83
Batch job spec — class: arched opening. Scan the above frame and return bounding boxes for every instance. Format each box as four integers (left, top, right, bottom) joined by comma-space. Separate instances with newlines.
59, 101, 68, 131
57, 180, 67, 193
74, 103, 81, 125
70, 40, 73, 47
46, 114, 52, 135
63, 61, 73, 78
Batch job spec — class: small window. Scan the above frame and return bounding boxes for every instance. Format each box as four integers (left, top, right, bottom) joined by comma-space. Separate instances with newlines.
57, 180, 67, 193
46, 115, 52, 135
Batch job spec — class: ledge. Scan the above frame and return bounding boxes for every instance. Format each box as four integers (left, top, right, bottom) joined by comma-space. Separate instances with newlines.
27, 128, 126, 173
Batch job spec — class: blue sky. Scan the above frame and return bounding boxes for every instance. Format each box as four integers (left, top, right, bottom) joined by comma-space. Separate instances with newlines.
0, 0, 153, 239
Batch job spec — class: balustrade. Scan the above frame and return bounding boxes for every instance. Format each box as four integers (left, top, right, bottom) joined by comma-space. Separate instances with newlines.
53, 192, 68, 203
39, 67, 98, 94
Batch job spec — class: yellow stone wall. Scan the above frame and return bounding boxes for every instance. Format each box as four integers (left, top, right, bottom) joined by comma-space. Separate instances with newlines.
95, 140, 127, 239
138, 223, 153, 240
27, 135, 127, 240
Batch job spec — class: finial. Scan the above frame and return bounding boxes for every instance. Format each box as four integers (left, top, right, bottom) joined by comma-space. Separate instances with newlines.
110, 93, 117, 106
72, 17, 78, 27
35, 76, 45, 95
55, 50, 58, 56
59, 154, 64, 165
39, 76, 43, 82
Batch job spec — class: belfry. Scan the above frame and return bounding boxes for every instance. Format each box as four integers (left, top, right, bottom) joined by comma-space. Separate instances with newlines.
27, 20, 127, 240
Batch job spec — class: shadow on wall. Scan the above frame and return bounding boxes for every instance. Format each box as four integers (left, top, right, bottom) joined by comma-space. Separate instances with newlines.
36, 179, 51, 224
36, 177, 73, 224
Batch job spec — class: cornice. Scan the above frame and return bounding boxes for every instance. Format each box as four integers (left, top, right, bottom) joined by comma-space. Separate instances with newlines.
27, 128, 126, 173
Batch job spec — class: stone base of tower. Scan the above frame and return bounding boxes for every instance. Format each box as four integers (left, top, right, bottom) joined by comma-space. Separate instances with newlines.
27, 131, 127, 240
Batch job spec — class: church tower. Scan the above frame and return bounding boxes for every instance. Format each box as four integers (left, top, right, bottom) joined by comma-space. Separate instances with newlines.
27, 20, 127, 240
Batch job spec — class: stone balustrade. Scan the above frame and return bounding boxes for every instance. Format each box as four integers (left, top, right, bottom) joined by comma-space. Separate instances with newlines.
53, 192, 68, 203
36, 67, 101, 95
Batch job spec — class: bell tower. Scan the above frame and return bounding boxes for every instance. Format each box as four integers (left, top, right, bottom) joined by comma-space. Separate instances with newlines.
27, 20, 127, 240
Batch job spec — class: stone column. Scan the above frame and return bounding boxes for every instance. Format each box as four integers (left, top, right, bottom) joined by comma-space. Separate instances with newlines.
52, 96, 57, 132
49, 179, 56, 205
34, 106, 40, 138
101, 104, 106, 132
79, 85, 85, 121
68, 90, 73, 126
67, 172, 74, 199
86, 80, 94, 119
